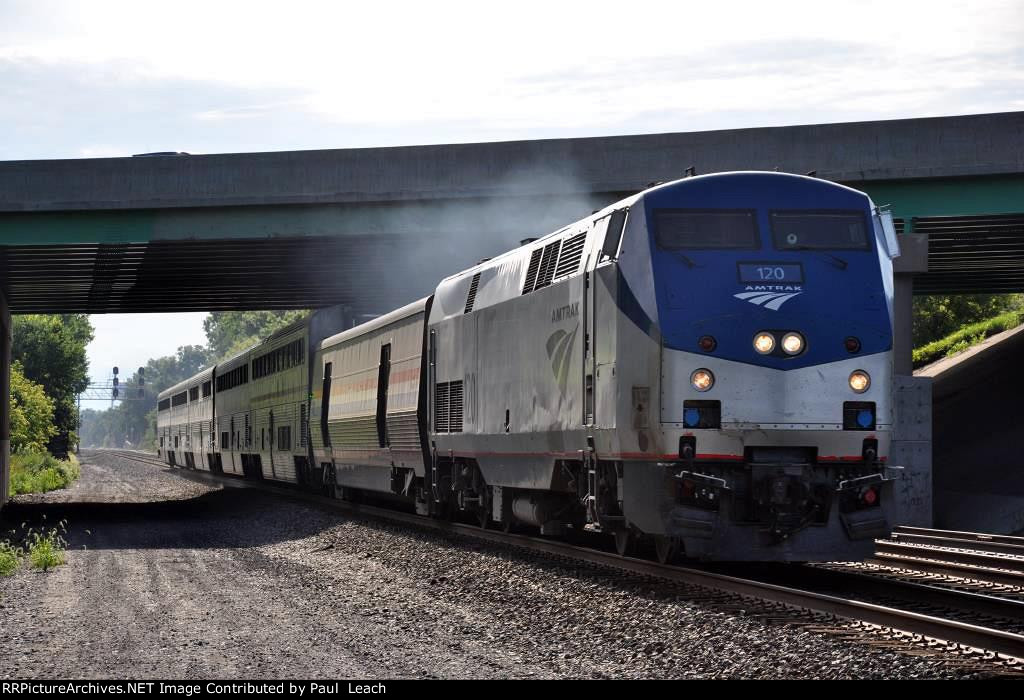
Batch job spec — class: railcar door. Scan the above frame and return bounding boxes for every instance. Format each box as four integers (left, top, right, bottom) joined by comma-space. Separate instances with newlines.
583, 246, 597, 427
584, 209, 626, 426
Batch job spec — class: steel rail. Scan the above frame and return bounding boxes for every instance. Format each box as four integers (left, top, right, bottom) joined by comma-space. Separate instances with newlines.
894, 525, 1024, 548
868, 554, 1024, 589
101, 449, 1024, 660
876, 540, 1024, 574
890, 532, 1024, 558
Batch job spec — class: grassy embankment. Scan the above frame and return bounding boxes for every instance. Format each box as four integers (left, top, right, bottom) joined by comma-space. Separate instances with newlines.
0, 521, 69, 576
1, 450, 76, 576
9, 450, 80, 496
913, 309, 1024, 369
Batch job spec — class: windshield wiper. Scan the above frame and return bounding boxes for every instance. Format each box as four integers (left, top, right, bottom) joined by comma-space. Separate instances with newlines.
673, 253, 699, 269
783, 247, 848, 269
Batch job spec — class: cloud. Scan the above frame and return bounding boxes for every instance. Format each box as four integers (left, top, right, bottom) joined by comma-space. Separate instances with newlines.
0, 0, 1021, 160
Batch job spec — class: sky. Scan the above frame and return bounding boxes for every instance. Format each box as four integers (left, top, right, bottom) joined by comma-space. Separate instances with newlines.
1, 0, 1021, 394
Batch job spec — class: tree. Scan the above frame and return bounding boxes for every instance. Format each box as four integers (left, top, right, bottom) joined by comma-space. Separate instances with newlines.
9, 362, 56, 453
913, 294, 1024, 348
78, 345, 210, 449
204, 310, 309, 360
12, 314, 93, 451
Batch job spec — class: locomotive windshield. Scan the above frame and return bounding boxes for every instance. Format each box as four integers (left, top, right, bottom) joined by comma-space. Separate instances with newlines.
654, 209, 759, 249
770, 210, 870, 251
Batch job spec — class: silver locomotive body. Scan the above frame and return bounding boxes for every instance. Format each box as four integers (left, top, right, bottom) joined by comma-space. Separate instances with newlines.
160, 172, 902, 561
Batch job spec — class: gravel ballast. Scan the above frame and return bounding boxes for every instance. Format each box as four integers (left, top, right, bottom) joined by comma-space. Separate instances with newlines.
0, 450, 1000, 679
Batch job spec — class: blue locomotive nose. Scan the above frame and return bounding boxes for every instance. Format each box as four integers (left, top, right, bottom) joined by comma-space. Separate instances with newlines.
644, 174, 891, 371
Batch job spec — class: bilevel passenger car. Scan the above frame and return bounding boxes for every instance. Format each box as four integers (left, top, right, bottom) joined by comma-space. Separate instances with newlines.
157, 171, 905, 562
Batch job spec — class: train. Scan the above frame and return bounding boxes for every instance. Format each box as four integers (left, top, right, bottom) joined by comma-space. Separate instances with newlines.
157, 171, 905, 562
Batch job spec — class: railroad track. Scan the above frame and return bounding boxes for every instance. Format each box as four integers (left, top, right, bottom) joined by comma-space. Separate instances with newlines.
100, 449, 1024, 665
870, 526, 1024, 589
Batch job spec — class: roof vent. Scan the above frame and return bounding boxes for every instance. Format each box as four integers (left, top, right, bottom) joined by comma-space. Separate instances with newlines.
522, 248, 543, 294
554, 232, 587, 279
464, 272, 481, 314
532, 240, 561, 291
520, 237, 538, 246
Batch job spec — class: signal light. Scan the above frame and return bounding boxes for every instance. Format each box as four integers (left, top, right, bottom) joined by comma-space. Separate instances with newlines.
845, 336, 861, 353
753, 332, 775, 354
698, 335, 717, 352
862, 487, 878, 506
781, 332, 804, 355
690, 369, 715, 392
849, 370, 870, 393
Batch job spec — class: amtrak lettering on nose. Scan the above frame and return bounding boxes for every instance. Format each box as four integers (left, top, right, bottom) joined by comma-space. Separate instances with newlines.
733, 285, 803, 311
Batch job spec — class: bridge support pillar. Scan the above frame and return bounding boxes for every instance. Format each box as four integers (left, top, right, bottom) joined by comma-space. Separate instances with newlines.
893, 234, 929, 375
0, 289, 9, 509
891, 234, 931, 526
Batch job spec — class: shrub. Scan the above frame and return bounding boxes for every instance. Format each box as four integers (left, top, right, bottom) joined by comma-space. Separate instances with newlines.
912, 309, 1024, 369
0, 541, 20, 576
8, 450, 80, 496
27, 522, 67, 572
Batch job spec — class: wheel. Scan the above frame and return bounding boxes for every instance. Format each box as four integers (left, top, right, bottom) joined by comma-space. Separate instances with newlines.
613, 528, 634, 557
323, 466, 337, 499
654, 535, 682, 565
476, 487, 492, 529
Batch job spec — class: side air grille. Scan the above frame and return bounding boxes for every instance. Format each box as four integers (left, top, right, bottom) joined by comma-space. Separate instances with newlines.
533, 240, 562, 291
433, 380, 464, 433
448, 380, 464, 433
554, 232, 587, 279
522, 248, 543, 294
464, 272, 481, 314
435, 382, 450, 433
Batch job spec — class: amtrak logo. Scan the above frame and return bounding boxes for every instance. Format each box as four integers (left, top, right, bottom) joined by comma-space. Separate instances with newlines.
546, 324, 579, 395
734, 286, 803, 311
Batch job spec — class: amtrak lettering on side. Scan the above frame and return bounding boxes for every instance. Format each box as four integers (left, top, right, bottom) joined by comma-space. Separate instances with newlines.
551, 302, 579, 323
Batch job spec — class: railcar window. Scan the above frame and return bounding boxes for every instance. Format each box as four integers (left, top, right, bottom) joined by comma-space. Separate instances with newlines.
216, 364, 249, 392
654, 209, 759, 249
252, 339, 305, 379
770, 210, 870, 250
158, 398, 171, 411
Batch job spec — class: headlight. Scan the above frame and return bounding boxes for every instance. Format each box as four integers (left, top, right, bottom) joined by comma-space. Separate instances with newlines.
691, 369, 715, 392
849, 370, 870, 393
781, 332, 804, 355
753, 332, 775, 354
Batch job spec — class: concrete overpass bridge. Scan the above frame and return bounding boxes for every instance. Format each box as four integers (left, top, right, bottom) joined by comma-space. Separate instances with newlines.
1, 110, 1022, 507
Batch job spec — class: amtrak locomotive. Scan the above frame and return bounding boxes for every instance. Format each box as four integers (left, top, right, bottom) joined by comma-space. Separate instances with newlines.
158, 172, 904, 562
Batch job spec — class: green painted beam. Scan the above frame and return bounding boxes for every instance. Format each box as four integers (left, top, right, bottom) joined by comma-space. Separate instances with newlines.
0, 194, 606, 246
857, 174, 1024, 223
0, 175, 1021, 246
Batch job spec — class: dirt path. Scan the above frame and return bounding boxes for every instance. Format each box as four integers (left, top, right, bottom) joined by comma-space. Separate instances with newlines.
0, 452, 533, 679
